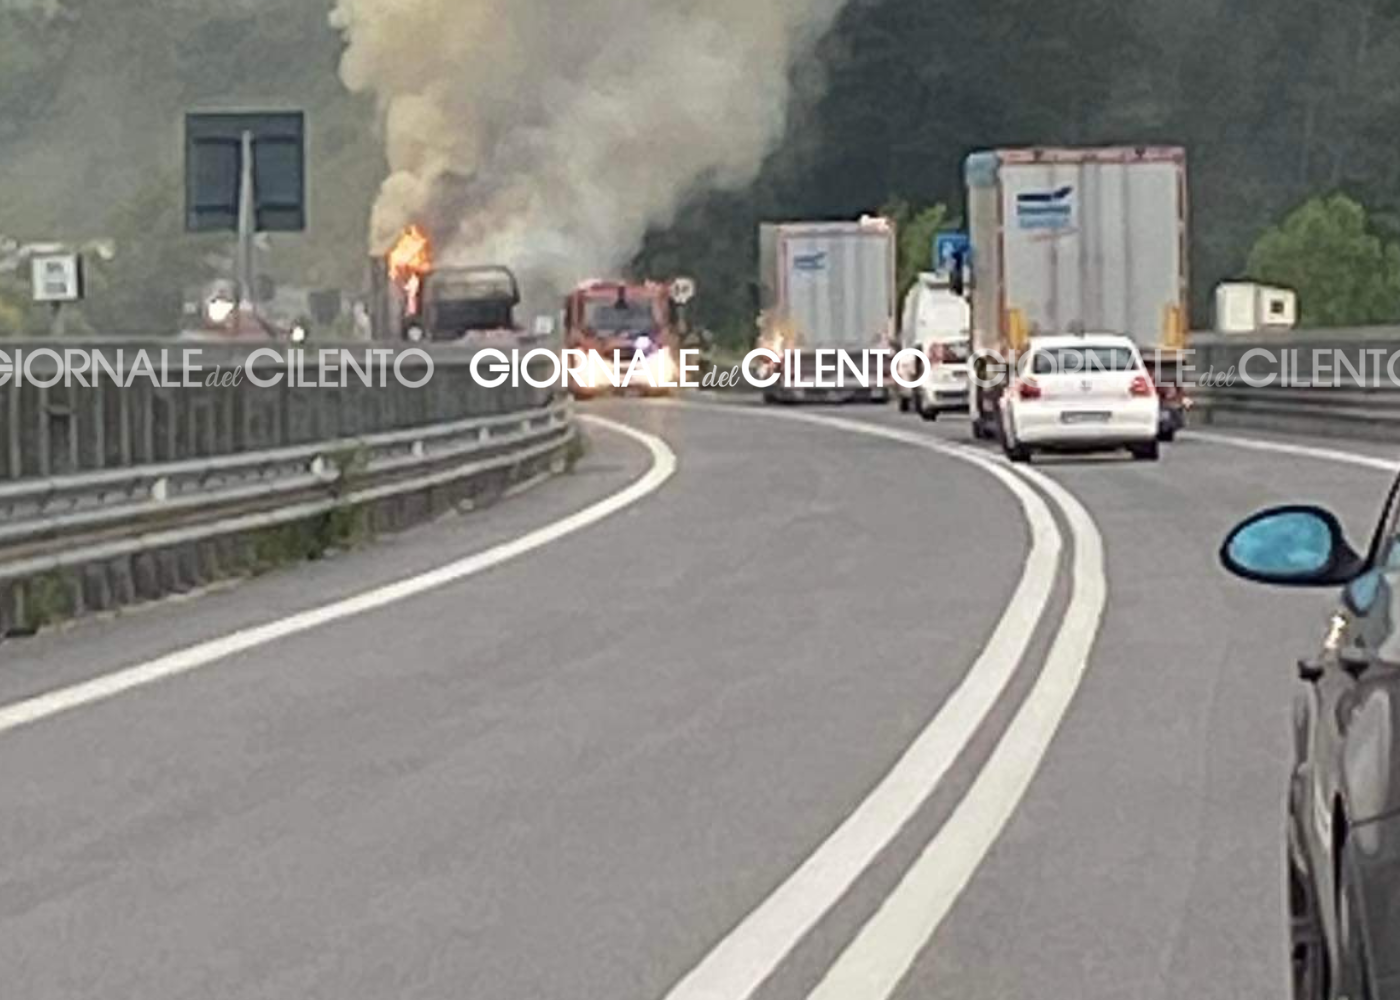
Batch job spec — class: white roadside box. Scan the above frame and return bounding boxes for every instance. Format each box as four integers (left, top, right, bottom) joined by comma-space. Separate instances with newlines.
30, 251, 83, 303
1214, 281, 1298, 333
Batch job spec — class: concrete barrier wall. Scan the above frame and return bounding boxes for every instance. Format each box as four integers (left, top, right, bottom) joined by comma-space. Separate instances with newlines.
1189, 328, 1400, 442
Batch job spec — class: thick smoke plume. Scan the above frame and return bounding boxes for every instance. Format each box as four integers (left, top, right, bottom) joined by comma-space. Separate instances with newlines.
330, 0, 847, 298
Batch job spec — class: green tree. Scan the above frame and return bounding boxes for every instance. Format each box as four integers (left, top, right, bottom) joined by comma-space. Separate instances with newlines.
1246, 194, 1400, 326
882, 199, 953, 305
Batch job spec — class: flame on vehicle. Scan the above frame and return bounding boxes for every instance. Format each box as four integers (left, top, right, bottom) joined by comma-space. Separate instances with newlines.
757, 311, 798, 355
388, 224, 433, 315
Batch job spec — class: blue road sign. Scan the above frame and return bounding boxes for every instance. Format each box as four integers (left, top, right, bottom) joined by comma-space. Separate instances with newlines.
934, 231, 970, 273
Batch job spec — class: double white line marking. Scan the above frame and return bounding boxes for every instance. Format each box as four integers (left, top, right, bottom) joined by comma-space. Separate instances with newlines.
663, 408, 1107, 1000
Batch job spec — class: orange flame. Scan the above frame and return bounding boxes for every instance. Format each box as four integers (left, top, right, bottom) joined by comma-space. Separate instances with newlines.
388, 224, 433, 314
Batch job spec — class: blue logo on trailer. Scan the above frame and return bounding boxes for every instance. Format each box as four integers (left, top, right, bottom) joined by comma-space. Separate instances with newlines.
934, 231, 970, 273
793, 251, 827, 273
1016, 185, 1075, 231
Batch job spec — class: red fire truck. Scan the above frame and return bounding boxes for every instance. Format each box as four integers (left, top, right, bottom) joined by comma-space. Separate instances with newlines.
563, 280, 680, 396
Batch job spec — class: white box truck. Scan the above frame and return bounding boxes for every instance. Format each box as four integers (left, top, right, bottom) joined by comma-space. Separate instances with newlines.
1214, 281, 1298, 333
964, 146, 1190, 440
757, 218, 897, 403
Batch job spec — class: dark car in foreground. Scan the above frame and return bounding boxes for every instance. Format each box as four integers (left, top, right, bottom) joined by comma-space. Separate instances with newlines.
1222, 483, 1400, 999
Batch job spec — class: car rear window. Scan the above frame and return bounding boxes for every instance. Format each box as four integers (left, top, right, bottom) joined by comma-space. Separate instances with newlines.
931, 340, 971, 363
1030, 347, 1140, 375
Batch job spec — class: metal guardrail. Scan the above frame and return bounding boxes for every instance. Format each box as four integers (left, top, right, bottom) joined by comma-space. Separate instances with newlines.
1189, 327, 1400, 441
0, 340, 573, 632
0, 337, 555, 480
0, 400, 572, 580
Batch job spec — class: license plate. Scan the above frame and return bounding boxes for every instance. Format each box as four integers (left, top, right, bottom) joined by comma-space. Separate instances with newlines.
1061, 411, 1111, 424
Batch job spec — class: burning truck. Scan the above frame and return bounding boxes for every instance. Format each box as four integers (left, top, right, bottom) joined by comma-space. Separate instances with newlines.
369, 225, 524, 343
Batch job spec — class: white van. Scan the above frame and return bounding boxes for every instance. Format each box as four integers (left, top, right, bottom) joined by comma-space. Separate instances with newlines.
896, 273, 972, 419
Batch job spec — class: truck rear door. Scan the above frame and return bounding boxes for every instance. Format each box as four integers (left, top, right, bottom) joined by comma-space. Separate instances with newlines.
781, 227, 893, 350
1000, 149, 1186, 349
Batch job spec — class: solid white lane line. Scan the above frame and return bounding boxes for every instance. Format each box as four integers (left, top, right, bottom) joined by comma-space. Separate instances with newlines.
0, 416, 674, 738
808, 462, 1106, 1000
663, 408, 1063, 1000
1183, 429, 1398, 472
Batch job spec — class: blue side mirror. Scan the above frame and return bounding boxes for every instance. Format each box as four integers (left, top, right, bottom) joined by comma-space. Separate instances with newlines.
1221, 505, 1365, 587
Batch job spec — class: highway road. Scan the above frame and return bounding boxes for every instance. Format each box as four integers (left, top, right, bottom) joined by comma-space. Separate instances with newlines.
1, 397, 1394, 999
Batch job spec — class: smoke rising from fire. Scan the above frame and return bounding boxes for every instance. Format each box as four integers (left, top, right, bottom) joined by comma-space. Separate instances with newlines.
330, 0, 847, 299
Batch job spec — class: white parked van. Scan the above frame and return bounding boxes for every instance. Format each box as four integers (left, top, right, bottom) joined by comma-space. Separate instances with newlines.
896, 273, 972, 419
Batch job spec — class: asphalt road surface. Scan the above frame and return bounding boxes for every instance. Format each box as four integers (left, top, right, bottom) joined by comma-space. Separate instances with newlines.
1, 398, 1394, 1000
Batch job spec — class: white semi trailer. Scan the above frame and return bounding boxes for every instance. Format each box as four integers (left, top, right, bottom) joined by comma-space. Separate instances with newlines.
964, 146, 1190, 440
757, 218, 897, 403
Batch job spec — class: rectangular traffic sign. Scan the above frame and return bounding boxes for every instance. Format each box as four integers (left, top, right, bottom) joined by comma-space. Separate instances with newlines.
185, 111, 305, 233
30, 252, 83, 303
934, 231, 970, 273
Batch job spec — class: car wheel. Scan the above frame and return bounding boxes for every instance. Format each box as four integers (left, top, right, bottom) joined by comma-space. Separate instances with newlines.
921, 405, 938, 422
1003, 436, 1031, 463
1337, 841, 1376, 1000
1130, 441, 1160, 462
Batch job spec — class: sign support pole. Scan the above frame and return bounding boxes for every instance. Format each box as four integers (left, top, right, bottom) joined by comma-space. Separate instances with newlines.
236, 129, 256, 334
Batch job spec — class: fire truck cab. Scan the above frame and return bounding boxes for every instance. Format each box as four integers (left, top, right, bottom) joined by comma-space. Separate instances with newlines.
564, 280, 680, 396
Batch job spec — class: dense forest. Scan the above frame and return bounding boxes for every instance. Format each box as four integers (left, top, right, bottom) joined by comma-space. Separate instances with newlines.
645, 0, 1400, 337
4, 0, 1400, 337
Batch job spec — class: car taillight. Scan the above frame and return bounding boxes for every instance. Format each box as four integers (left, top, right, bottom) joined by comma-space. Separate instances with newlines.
1130, 375, 1154, 397
1017, 378, 1042, 400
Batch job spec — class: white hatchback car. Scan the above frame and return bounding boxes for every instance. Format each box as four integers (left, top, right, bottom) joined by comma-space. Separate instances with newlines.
999, 334, 1161, 463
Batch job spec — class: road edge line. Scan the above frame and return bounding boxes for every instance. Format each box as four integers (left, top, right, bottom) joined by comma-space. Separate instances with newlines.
1182, 430, 1397, 472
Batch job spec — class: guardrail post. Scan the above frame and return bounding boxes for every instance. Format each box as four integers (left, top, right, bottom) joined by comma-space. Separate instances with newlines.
5, 382, 19, 480
35, 385, 51, 478
89, 377, 107, 471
